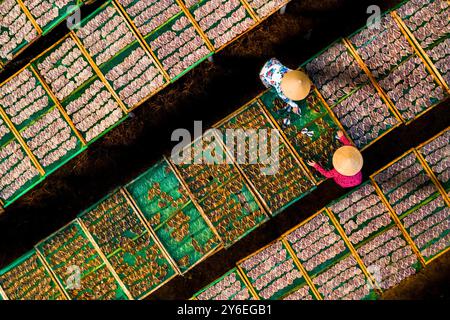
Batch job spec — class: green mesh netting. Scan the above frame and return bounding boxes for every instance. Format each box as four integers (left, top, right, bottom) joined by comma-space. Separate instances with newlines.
125, 160, 220, 273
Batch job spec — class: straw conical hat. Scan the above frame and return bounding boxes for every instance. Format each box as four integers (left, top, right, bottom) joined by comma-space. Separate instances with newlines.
280, 70, 312, 101
332, 146, 363, 176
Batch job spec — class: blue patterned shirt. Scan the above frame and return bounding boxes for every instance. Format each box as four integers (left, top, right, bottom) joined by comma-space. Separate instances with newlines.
260, 58, 299, 110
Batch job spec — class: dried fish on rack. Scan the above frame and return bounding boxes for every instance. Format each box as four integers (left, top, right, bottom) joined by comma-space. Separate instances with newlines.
0, 250, 65, 300
35, 37, 94, 101
259, 89, 341, 183
418, 129, 450, 194
197, 175, 268, 247
79, 191, 177, 299
20, 108, 82, 171
75, 4, 136, 66
75, 3, 166, 109
238, 240, 314, 300
329, 182, 394, 247
216, 102, 314, 214
188, 0, 256, 49
0, 67, 52, 130
332, 83, 399, 148
23, 0, 82, 34
373, 152, 440, 216
246, 0, 289, 19
36, 220, 129, 300
0, 139, 41, 204
125, 160, 220, 273
117, 0, 181, 37
357, 226, 420, 290
378, 55, 445, 122
0, 0, 39, 64
305, 41, 368, 106
195, 268, 255, 300
311, 255, 375, 300
349, 15, 414, 79
399, 194, 449, 262
396, 0, 449, 50
62, 78, 124, 142
147, 12, 211, 79
284, 211, 349, 276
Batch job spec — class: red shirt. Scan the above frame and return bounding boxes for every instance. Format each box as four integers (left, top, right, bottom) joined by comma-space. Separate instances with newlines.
313, 135, 363, 188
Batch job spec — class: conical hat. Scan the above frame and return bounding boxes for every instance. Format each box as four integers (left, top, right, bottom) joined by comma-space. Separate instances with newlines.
332, 146, 363, 176
280, 70, 312, 101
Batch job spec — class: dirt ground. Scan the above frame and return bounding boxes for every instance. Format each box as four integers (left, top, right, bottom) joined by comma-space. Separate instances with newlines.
0, 0, 449, 300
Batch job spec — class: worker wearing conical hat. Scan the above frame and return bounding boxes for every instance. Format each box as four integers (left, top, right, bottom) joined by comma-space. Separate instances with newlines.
260, 58, 312, 115
307, 131, 363, 188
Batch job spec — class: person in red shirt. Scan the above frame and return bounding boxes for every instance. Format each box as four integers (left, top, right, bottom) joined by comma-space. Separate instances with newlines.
307, 131, 363, 188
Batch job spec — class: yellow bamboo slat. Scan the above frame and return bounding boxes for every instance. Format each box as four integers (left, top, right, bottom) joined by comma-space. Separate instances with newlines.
16, 0, 42, 34
214, 99, 315, 215
315, 77, 402, 152
416, 127, 450, 150
76, 217, 134, 300
281, 209, 323, 239
247, 0, 291, 22
34, 248, 71, 300
112, 0, 171, 82
32, 215, 96, 303
413, 149, 450, 206
175, 0, 215, 52
0, 64, 36, 95
281, 238, 323, 300
79, 189, 180, 299
342, 38, 404, 123
239, 0, 260, 22
425, 246, 450, 265
164, 156, 225, 247
236, 266, 261, 300
35, 249, 70, 300
0, 40, 40, 75
29, 65, 87, 146
171, 128, 271, 224
119, 187, 183, 276
369, 178, 427, 267
257, 99, 318, 185
29, 34, 70, 65
216, 21, 261, 52
0, 284, 9, 300
207, 127, 273, 216
234, 239, 299, 300
325, 208, 383, 293
68, 32, 130, 114
236, 237, 313, 300
391, 11, 450, 94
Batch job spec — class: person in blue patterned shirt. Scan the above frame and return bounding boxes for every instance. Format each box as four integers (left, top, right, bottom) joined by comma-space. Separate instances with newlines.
260, 58, 312, 115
